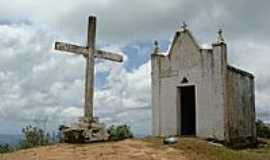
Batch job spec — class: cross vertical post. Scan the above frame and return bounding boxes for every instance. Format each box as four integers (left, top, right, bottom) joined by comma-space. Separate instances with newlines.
84, 16, 96, 118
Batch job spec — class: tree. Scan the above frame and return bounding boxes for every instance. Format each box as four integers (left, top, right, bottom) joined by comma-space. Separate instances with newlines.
256, 119, 270, 139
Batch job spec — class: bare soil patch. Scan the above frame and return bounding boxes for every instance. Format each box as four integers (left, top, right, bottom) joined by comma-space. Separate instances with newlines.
0, 139, 187, 160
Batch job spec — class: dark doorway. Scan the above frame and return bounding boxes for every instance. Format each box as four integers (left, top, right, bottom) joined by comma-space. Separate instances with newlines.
179, 86, 196, 135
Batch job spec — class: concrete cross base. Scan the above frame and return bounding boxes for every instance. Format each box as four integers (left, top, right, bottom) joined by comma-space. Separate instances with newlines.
59, 117, 109, 143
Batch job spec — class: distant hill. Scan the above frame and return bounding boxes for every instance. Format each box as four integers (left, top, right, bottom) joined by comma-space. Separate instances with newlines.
1, 138, 270, 160
0, 134, 21, 146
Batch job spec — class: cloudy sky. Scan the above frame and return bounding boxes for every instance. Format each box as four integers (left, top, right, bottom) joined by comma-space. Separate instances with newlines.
0, 0, 269, 136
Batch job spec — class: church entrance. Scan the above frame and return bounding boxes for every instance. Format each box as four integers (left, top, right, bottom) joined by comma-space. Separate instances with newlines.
178, 85, 196, 135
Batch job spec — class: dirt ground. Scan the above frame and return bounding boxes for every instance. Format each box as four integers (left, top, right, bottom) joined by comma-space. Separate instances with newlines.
3, 138, 270, 160
0, 139, 187, 160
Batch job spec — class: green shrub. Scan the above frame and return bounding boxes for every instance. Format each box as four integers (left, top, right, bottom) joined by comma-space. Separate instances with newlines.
256, 119, 270, 139
19, 125, 54, 149
0, 144, 13, 153
108, 124, 133, 141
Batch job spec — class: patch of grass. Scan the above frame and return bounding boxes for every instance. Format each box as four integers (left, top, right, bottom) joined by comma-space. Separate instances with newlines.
143, 137, 270, 160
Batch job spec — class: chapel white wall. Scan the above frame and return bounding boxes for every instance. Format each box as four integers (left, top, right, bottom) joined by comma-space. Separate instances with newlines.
151, 30, 226, 140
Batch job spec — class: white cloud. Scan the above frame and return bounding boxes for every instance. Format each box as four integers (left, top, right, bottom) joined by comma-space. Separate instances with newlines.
93, 59, 151, 135
0, 22, 152, 136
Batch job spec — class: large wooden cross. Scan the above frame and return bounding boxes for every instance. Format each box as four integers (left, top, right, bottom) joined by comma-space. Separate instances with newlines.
54, 16, 123, 119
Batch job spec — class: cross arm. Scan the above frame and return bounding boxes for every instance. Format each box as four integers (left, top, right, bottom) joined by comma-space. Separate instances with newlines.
55, 41, 88, 56
95, 50, 123, 62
